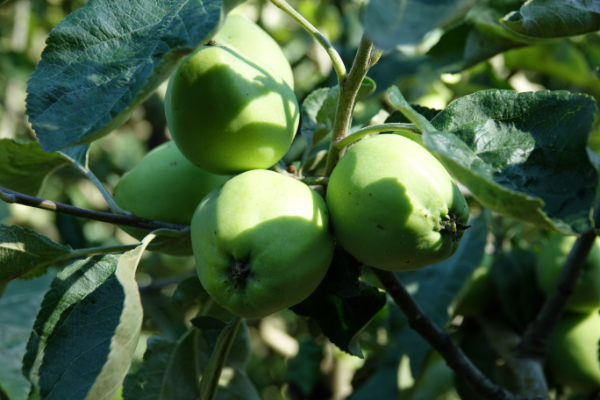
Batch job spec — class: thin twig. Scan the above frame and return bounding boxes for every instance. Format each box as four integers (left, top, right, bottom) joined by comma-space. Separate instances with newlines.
371, 268, 530, 400
323, 34, 374, 177
0, 186, 189, 232
269, 0, 346, 85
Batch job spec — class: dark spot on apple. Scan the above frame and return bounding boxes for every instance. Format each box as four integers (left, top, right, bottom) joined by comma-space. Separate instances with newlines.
369, 193, 372, 196
377, 225, 384, 229
424, 213, 428, 217
406, 261, 410, 263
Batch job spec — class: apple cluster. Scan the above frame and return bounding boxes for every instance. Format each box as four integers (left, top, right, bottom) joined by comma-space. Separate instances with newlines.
113, 14, 470, 320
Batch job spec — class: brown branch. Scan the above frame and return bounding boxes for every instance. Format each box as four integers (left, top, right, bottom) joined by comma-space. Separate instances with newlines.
0, 186, 189, 232
371, 267, 535, 400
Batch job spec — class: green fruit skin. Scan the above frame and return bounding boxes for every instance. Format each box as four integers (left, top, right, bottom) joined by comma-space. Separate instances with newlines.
549, 311, 600, 394
166, 44, 299, 175
213, 14, 294, 90
191, 170, 335, 319
536, 234, 600, 313
326, 135, 469, 271
114, 141, 230, 255
454, 253, 495, 317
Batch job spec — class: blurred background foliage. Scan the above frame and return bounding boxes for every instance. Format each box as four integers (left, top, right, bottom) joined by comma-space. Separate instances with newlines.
1, 0, 600, 399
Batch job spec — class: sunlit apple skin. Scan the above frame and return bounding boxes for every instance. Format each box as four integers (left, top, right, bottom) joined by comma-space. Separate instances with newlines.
326, 135, 469, 271
191, 170, 335, 319
549, 311, 600, 394
213, 14, 294, 90
165, 44, 299, 175
536, 234, 600, 313
113, 141, 230, 255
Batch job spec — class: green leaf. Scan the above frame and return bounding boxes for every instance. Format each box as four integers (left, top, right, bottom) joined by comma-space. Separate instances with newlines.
356, 77, 377, 102
59, 145, 91, 168
123, 332, 201, 400
390, 213, 487, 376
170, 275, 209, 309
348, 305, 403, 400
22, 237, 153, 400
0, 140, 73, 197
502, 0, 600, 39
0, 275, 53, 400
27, 0, 224, 152
363, 0, 474, 50
300, 77, 376, 159
427, 0, 533, 73
291, 247, 387, 358
387, 86, 436, 133
425, 89, 598, 234
286, 338, 323, 397
0, 225, 72, 285
124, 321, 257, 400
300, 87, 339, 153
490, 249, 545, 333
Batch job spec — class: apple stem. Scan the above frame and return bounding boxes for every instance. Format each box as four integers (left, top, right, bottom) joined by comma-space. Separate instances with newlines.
324, 33, 375, 177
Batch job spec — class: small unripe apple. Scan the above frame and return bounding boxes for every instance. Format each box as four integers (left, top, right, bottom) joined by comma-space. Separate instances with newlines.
191, 170, 334, 319
535, 234, 600, 313
213, 14, 294, 89
113, 141, 230, 255
548, 311, 600, 394
166, 44, 299, 175
326, 134, 469, 271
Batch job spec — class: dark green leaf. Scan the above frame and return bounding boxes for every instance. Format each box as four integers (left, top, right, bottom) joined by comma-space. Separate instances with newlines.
390, 213, 487, 375
58, 145, 91, 168
27, 0, 224, 152
291, 247, 387, 357
170, 275, 209, 309
490, 249, 545, 333
300, 87, 339, 153
124, 325, 256, 400
356, 77, 377, 102
502, 0, 600, 39
286, 337, 323, 396
0, 275, 53, 400
349, 303, 403, 400
123, 332, 201, 400
426, 89, 598, 234
427, 0, 533, 72
364, 0, 475, 49
0, 225, 72, 284
22, 238, 151, 400
0, 140, 72, 197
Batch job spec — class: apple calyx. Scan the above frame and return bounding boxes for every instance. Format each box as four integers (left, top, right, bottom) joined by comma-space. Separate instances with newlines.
439, 214, 471, 242
228, 260, 251, 289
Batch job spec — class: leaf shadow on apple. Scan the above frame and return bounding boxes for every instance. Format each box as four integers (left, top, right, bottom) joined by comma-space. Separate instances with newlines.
167, 45, 299, 174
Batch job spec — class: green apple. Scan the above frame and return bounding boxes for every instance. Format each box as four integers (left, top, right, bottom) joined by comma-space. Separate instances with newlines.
165, 44, 299, 175
191, 169, 335, 319
213, 14, 294, 90
548, 311, 600, 394
326, 134, 469, 271
453, 253, 496, 317
113, 141, 230, 255
535, 234, 600, 313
